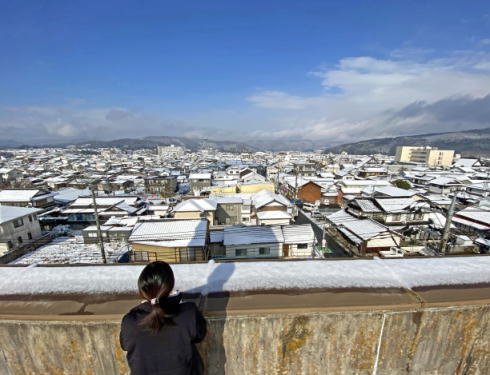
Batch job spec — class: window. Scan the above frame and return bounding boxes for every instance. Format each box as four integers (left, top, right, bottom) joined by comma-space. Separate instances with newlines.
7, 241, 13, 250
235, 249, 248, 257
18, 237, 23, 244
259, 247, 270, 255
13, 218, 24, 228
29, 215, 33, 222
392, 214, 401, 222
134, 251, 149, 262
88, 233, 98, 238
297, 243, 308, 249
27, 232, 32, 240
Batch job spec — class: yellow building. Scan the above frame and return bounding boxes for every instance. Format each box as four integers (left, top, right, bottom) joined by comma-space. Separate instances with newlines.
395, 146, 454, 167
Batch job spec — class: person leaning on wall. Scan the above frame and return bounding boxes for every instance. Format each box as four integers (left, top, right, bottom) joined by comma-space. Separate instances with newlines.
120, 261, 207, 375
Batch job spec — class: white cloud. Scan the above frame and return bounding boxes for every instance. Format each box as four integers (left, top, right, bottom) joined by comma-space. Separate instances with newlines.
246, 51, 490, 143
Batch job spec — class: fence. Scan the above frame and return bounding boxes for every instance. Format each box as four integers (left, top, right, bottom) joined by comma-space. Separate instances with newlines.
0, 233, 55, 264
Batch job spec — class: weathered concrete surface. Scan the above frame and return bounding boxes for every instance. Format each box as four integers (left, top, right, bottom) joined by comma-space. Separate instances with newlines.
0, 290, 489, 375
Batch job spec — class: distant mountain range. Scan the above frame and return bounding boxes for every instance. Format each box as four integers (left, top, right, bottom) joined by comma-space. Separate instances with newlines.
0, 135, 327, 152
51, 136, 258, 153
1, 128, 489, 156
322, 128, 490, 158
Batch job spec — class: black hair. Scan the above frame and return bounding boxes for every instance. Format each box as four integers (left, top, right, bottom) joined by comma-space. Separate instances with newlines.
137, 261, 175, 332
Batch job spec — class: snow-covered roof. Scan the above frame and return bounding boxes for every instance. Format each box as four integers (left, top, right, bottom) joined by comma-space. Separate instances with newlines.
327, 209, 395, 241
340, 179, 390, 187
0, 189, 50, 202
70, 196, 139, 207
129, 219, 208, 247
352, 199, 382, 213
453, 158, 480, 168
375, 198, 416, 213
224, 225, 284, 246
210, 231, 224, 243
173, 199, 217, 212
256, 211, 292, 220
215, 197, 243, 204
369, 186, 417, 197
0, 206, 40, 224
454, 207, 490, 226
189, 173, 212, 179
53, 188, 91, 203
452, 216, 489, 231
282, 224, 315, 244
252, 189, 289, 209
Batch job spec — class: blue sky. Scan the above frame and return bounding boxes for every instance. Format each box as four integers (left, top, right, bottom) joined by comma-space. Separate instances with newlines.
1, 1, 490, 144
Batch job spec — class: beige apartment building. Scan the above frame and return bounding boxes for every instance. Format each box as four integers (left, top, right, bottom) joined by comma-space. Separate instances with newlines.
395, 146, 454, 167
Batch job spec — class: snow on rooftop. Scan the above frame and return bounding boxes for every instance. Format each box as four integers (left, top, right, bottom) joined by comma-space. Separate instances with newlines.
0, 189, 44, 202
282, 224, 315, 244
0, 257, 489, 296
129, 219, 208, 247
224, 225, 284, 246
173, 199, 217, 212
0, 206, 40, 224
256, 211, 291, 220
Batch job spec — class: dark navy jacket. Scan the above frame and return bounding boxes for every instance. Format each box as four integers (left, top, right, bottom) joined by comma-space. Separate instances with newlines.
120, 297, 207, 375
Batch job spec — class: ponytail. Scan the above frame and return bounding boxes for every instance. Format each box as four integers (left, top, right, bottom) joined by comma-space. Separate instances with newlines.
137, 261, 175, 333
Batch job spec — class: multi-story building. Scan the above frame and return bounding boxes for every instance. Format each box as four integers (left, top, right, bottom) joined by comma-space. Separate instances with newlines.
144, 176, 177, 197
0, 206, 43, 255
395, 146, 454, 167
157, 145, 185, 157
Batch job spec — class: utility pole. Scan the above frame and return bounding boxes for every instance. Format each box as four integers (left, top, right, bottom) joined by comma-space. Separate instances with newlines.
91, 188, 107, 263
439, 192, 458, 255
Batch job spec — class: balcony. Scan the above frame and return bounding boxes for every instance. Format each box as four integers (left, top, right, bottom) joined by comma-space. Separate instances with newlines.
0, 257, 489, 374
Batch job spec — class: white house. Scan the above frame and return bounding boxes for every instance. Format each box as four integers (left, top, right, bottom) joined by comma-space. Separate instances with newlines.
0, 206, 42, 255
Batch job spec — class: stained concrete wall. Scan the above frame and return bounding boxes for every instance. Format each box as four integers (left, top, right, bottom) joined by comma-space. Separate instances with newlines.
0, 303, 488, 375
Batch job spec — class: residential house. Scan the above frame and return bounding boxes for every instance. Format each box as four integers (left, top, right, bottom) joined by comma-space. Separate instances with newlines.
63, 196, 144, 228
347, 197, 431, 227
129, 219, 208, 263
326, 209, 402, 256
173, 198, 217, 225
0, 206, 42, 255
189, 173, 212, 196
144, 176, 177, 197
282, 224, 315, 257
0, 168, 23, 184
215, 197, 242, 225
452, 207, 490, 238
223, 225, 284, 259
251, 190, 292, 225
0, 189, 55, 209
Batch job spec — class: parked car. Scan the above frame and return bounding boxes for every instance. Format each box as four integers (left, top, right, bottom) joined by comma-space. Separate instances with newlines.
303, 202, 315, 211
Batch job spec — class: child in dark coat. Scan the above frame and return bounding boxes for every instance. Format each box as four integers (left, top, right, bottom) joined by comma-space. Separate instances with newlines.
120, 261, 207, 375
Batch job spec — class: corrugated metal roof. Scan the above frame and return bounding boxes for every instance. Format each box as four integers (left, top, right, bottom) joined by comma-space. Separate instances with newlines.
282, 224, 315, 244
354, 199, 382, 213
224, 225, 284, 246
375, 198, 415, 212
129, 219, 208, 247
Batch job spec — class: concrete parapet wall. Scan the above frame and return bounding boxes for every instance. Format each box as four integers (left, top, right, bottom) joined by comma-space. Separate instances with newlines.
0, 298, 489, 374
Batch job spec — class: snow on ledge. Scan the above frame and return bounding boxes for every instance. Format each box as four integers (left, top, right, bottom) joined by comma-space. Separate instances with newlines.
0, 257, 489, 296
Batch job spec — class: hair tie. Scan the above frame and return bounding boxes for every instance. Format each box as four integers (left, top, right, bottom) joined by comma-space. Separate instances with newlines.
150, 298, 159, 306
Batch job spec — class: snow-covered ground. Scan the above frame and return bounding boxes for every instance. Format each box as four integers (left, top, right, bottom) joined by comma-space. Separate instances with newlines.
10, 236, 128, 265
0, 257, 489, 296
